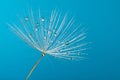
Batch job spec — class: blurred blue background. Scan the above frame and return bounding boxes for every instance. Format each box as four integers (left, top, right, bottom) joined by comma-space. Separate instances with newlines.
0, 0, 120, 80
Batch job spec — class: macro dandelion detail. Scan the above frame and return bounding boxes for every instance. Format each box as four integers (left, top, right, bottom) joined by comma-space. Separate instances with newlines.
8, 9, 88, 80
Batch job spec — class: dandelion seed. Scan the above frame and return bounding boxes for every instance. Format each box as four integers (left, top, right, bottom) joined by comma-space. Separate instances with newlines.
8, 9, 89, 80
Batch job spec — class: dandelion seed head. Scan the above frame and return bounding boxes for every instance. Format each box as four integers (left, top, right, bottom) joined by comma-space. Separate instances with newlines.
9, 9, 88, 61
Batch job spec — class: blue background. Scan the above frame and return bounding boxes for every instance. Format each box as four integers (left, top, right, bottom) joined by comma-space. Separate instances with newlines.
0, 0, 120, 80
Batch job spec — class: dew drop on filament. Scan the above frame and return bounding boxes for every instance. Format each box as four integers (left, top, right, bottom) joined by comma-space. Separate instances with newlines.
50, 40, 53, 43
48, 31, 51, 35
34, 27, 38, 31
77, 52, 80, 56
66, 52, 69, 55
41, 18, 45, 22
54, 33, 57, 37
65, 41, 70, 45
44, 36, 46, 40
36, 22, 39, 26
25, 17, 29, 21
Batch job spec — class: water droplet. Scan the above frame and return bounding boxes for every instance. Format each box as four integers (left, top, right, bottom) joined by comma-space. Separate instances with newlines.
54, 33, 57, 37
44, 36, 46, 40
66, 52, 69, 55
54, 49, 60, 53
50, 40, 53, 43
48, 31, 51, 35
47, 42, 49, 45
25, 17, 29, 21
65, 41, 69, 45
36, 22, 39, 26
77, 52, 80, 56
41, 18, 45, 22
34, 27, 38, 31
29, 33, 33, 37
54, 34, 57, 37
